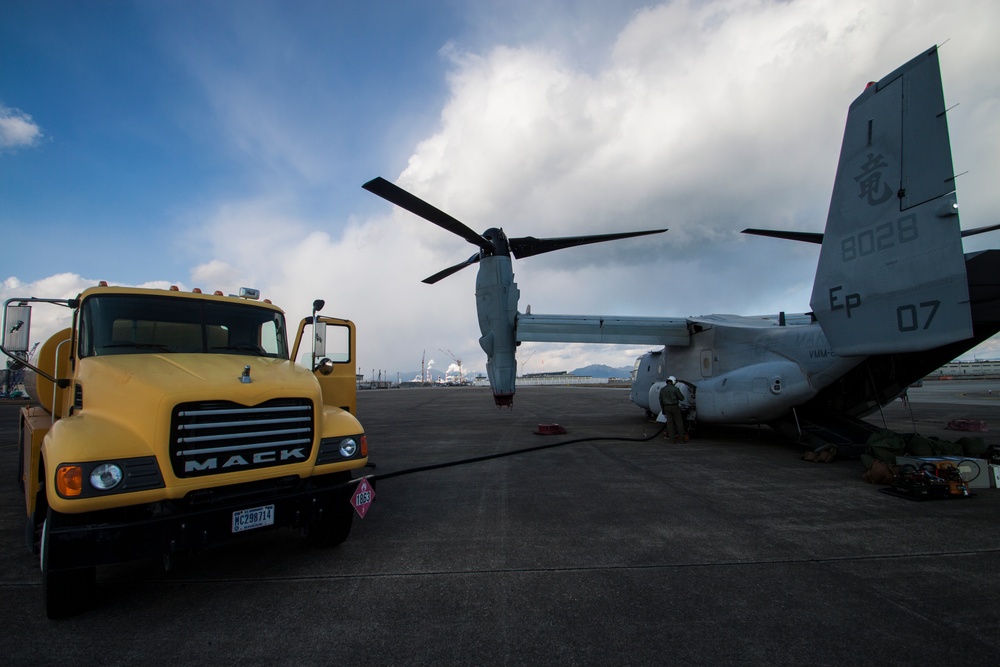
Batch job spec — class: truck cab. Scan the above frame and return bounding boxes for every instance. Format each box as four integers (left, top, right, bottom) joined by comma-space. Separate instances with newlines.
3, 284, 368, 618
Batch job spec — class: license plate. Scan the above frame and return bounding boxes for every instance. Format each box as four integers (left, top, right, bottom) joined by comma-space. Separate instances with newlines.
232, 504, 275, 533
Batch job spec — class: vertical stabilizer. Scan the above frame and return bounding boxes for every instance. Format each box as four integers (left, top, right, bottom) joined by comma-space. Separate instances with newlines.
810, 47, 972, 355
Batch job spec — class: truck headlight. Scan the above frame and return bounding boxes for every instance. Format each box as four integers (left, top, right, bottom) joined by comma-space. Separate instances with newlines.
339, 438, 358, 457
89, 463, 124, 491
316, 435, 366, 464
53, 457, 163, 498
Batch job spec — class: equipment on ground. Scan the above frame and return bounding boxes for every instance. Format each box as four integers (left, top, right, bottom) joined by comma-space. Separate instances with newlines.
889, 460, 973, 499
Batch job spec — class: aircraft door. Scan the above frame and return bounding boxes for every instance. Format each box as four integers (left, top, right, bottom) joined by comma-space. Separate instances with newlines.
700, 350, 714, 378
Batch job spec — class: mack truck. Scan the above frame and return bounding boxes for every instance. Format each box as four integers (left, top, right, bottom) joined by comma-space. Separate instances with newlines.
1, 283, 369, 618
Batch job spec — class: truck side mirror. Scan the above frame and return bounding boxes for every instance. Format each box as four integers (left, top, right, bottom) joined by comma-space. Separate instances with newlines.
314, 357, 334, 375
313, 321, 327, 358
4, 305, 32, 354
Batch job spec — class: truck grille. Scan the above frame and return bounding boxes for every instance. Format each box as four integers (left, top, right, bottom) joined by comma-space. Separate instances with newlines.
170, 399, 314, 478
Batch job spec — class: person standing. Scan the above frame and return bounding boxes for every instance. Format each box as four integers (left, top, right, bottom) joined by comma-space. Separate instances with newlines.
659, 376, 687, 443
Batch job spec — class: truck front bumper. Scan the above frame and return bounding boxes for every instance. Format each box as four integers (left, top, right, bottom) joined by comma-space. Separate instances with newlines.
44, 472, 363, 570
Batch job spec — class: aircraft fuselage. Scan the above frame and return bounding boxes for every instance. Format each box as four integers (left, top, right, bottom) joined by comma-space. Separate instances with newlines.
629, 314, 864, 423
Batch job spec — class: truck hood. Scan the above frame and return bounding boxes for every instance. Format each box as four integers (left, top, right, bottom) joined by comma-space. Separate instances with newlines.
46, 354, 336, 500
64, 354, 323, 460
77, 353, 318, 400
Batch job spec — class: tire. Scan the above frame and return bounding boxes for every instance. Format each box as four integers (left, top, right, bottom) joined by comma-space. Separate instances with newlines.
25, 487, 46, 554
40, 513, 96, 619
17, 416, 26, 490
304, 493, 354, 548
25, 508, 41, 554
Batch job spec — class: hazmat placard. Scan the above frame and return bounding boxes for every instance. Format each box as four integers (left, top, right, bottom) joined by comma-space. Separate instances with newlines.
351, 478, 374, 518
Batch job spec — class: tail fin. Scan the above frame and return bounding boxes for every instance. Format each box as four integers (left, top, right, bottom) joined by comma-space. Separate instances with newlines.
810, 46, 972, 355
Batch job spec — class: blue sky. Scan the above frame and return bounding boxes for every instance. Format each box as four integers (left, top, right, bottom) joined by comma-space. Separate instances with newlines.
2, 0, 461, 279
3, 0, 1000, 379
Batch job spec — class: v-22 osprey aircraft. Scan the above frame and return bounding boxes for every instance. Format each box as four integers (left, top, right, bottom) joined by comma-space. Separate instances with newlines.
364, 46, 1000, 447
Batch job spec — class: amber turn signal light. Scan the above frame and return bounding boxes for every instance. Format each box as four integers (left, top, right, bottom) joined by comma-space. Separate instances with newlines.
56, 465, 83, 497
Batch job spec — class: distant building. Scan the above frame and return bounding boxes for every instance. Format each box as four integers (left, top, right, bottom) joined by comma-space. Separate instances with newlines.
926, 360, 1000, 379
508, 371, 607, 386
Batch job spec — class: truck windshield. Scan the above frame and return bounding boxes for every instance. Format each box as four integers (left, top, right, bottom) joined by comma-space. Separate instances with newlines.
78, 294, 289, 359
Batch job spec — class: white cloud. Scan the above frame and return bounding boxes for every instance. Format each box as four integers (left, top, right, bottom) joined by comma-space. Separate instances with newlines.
191, 260, 246, 289
0, 104, 42, 151
374, 0, 1000, 371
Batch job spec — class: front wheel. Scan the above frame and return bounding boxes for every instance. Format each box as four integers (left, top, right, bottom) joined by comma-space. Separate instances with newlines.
41, 513, 96, 619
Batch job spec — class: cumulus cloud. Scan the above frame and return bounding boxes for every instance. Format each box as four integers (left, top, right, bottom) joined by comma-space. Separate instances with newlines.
185, 0, 1000, 375
8, 0, 1000, 376
402, 1, 925, 245
0, 104, 43, 151
372, 0, 1000, 372
191, 260, 246, 289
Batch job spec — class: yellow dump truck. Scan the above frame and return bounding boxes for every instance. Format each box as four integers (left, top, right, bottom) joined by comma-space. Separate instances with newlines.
2, 284, 368, 618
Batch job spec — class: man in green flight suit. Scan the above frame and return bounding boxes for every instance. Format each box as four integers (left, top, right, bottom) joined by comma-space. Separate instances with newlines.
658, 376, 687, 443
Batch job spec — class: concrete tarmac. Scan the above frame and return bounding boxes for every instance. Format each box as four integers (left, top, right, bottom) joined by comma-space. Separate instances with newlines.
1, 382, 998, 665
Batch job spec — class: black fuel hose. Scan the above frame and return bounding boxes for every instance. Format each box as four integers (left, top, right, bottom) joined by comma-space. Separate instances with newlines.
367, 421, 669, 484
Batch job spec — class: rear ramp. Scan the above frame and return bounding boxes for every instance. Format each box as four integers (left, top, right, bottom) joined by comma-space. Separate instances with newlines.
768, 409, 886, 457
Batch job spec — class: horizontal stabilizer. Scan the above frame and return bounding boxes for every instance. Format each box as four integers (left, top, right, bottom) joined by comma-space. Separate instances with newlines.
962, 223, 1000, 238
742, 229, 823, 244
745, 220, 999, 245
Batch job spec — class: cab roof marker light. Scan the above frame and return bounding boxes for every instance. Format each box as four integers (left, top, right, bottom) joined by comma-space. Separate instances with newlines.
169, 285, 179, 291
98, 280, 108, 287
192, 288, 202, 294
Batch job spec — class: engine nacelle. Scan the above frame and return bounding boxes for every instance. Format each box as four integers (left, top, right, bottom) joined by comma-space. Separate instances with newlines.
647, 380, 694, 417
629, 350, 663, 411
476, 255, 519, 406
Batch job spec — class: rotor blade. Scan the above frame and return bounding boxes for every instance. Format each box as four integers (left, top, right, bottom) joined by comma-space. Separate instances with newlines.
507, 229, 667, 260
363, 177, 494, 252
742, 228, 824, 244
961, 223, 1000, 238
423, 253, 481, 285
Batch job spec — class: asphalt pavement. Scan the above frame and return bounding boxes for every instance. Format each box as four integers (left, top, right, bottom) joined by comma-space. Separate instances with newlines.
1, 382, 998, 666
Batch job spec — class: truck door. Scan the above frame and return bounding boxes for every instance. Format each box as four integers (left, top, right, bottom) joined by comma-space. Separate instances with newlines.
292, 317, 357, 414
